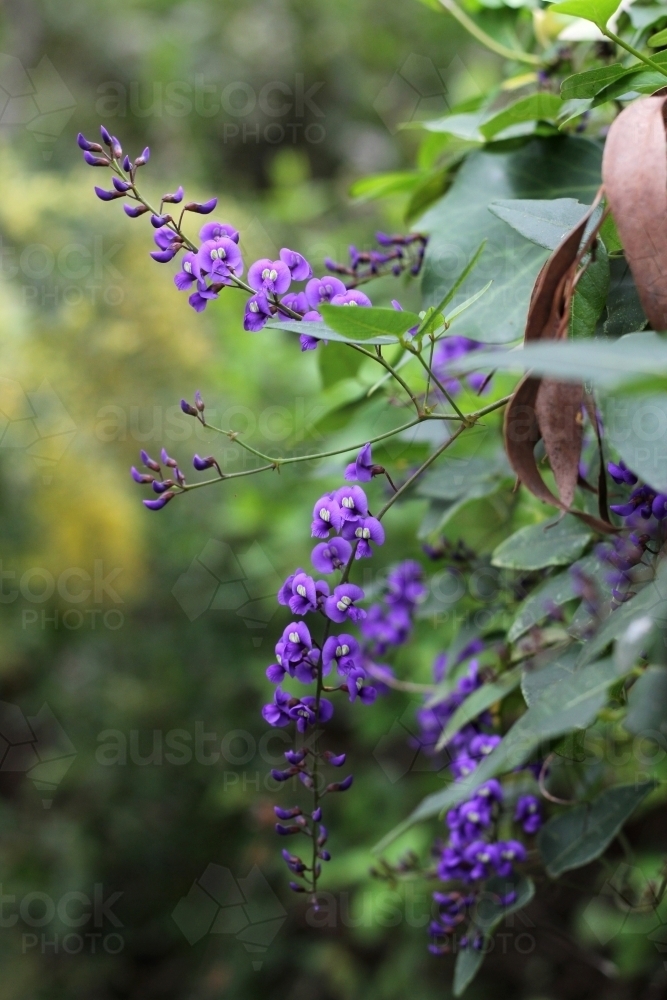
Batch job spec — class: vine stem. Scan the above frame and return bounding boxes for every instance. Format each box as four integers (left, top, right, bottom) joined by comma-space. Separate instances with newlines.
602, 27, 667, 79
437, 0, 541, 65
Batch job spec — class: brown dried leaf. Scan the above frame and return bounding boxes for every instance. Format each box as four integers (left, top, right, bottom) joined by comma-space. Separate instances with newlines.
602, 95, 667, 330
535, 379, 584, 510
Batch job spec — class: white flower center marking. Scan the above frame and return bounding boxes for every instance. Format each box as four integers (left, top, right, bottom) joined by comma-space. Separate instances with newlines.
249, 301, 259, 313
341, 496, 354, 508
355, 527, 371, 539
288, 631, 300, 643
479, 852, 489, 863
296, 585, 307, 597
319, 507, 330, 521
468, 812, 479, 823
336, 595, 352, 611
336, 644, 350, 657
184, 261, 192, 273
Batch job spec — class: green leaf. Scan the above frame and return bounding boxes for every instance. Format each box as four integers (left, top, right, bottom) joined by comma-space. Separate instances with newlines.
480, 93, 564, 140
592, 68, 667, 107
453, 947, 484, 996
349, 170, 421, 201
489, 197, 592, 250
318, 342, 364, 389
417, 240, 487, 336
320, 305, 420, 341
570, 240, 609, 339
417, 452, 513, 539
521, 648, 581, 707
491, 515, 592, 571
434, 666, 523, 750
599, 212, 622, 254
649, 27, 667, 46
419, 137, 603, 343
602, 391, 667, 492
405, 167, 451, 223
561, 64, 629, 100
624, 666, 667, 736
375, 657, 624, 851
508, 554, 605, 642
577, 561, 667, 667
604, 259, 646, 336
629, 4, 667, 30
538, 781, 656, 877
454, 331, 667, 388
549, 0, 621, 29
421, 111, 486, 141
268, 319, 398, 347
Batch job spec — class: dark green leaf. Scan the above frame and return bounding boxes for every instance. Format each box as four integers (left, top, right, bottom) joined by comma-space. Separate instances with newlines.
570, 240, 609, 338
508, 554, 605, 642
576, 561, 667, 667
268, 318, 399, 347
538, 781, 656, 877
604, 258, 646, 336
480, 94, 564, 139
602, 391, 667, 492
419, 137, 603, 343
318, 342, 364, 389
405, 167, 451, 223
624, 666, 667, 736
561, 64, 629, 100
375, 657, 624, 851
649, 27, 667, 46
491, 515, 592, 571
521, 648, 580, 707
453, 946, 484, 996
592, 69, 667, 107
434, 666, 523, 749
489, 197, 592, 250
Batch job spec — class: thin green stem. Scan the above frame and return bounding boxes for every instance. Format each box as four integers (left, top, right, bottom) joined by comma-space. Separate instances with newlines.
603, 27, 667, 78
407, 345, 469, 424
348, 344, 422, 415
437, 0, 541, 65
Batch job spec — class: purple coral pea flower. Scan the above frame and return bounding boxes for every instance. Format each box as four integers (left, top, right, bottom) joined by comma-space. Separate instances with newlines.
162, 186, 184, 204
653, 494, 667, 519
299, 315, 324, 351
386, 560, 426, 607
607, 460, 638, 485
277, 571, 299, 606
244, 292, 272, 332
305, 276, 346, 309
515, 795, 542, 834
143, 494, 174, 510
280, 621, 317, 662
153, 225, 181, 251
188, 290, 218, 312
311, 495, 342, 538
151, 248, 178, 263
248, 258, 292, 295
469, 734, 501, 760
140, 449, 160, 472
342, 516, 385, 558
463, 840, 497, 882
94, 186, 122, 202
311, 537, 352, 574
322, 635, 361, 677
344, 442, 374, 483
124, 204, 148, 218
334, 485, 368, 523
262, 688, 294, 727
185, 197, 217, 214
83, 151, 109, 166
324, 583, 366, 624
288, 572, 329, 616
199, 220, 239, 243
330, 289, 372, 307
477, 779, 503, 804
494, 840, 526, 877
198, 237, 244, 281
280, 291, 309, 315
130, 466, 153, 484
174, 251, 200, 291
280, 248, 312, 281
289, 696, 333, 732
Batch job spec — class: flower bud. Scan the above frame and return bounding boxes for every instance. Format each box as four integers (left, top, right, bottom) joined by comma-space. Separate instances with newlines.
124, 204, 149, 218
180, 399, 198, 416
77, 133, 103, 152
275, 824, 301, 835
162, 186, 184, 203
83, 152, 109, 167
100, 125, 113, 146
140, 450, 161, 472
94, 187, 123, 201
112, 177, 132, 193
185, 198, 218, 214
143, 494, 174, 510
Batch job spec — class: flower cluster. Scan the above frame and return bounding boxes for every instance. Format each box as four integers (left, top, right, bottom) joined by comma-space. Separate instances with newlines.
79, 126, 427, 354
324, 231, 427, 284
411, 651, 541, 955
432, 336, 490, 397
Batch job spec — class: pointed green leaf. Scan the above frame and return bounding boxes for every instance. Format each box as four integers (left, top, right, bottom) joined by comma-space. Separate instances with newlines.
561, 64, 629, 99
549, 0, 621, 30
491, 516, 592, 571
538, 781, 657, 877
649, 27, 667, 46
508, 555, 605, 642
320, 305, 420, 341
480, 94, 563, 140
489, 197, 592, 250
624, 666, 667, 736
435, 666, 523, 750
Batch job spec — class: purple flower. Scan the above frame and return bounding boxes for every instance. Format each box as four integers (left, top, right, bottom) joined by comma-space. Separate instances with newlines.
311, 495, 342, 538
262, 688, 293, 727
280, 248, 312, 281
360, 604, 412, 653
334, 485, 368, 523
311, 537, 352, 574
322, 635, 362, 677
143, 494, 175, 510
280, 291, 309, 315
494, 840, 526, 877
289, 696, 334, 732
189, 290, 217, 312
463, 840, 496, 881
244, 292, 272, 332
287, 572, 329, 616
438, 846, 467, 881
199, 221, 239, 243
197, 237, 244, 280
476, 779, 503, 804
386, 561, 425, 608
153, 225, 181, 252
248, 258, 291, 295
330, 289, 372, 307
324, 584, 366, 624
174, 252, 200, 291
341, 516, 385, 558
185, 197, 217, 214
608, 460, 638, 485
653, 494, 667, 519
305, 276, 346, 309
514, 795, 542, 834
469, 734, 501, 761
344, 443, 373, 482
433, 336, 486, 395
450, 754, 478, 781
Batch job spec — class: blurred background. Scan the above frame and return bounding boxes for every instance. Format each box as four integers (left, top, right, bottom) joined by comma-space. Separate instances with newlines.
0, 2, 661, 998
